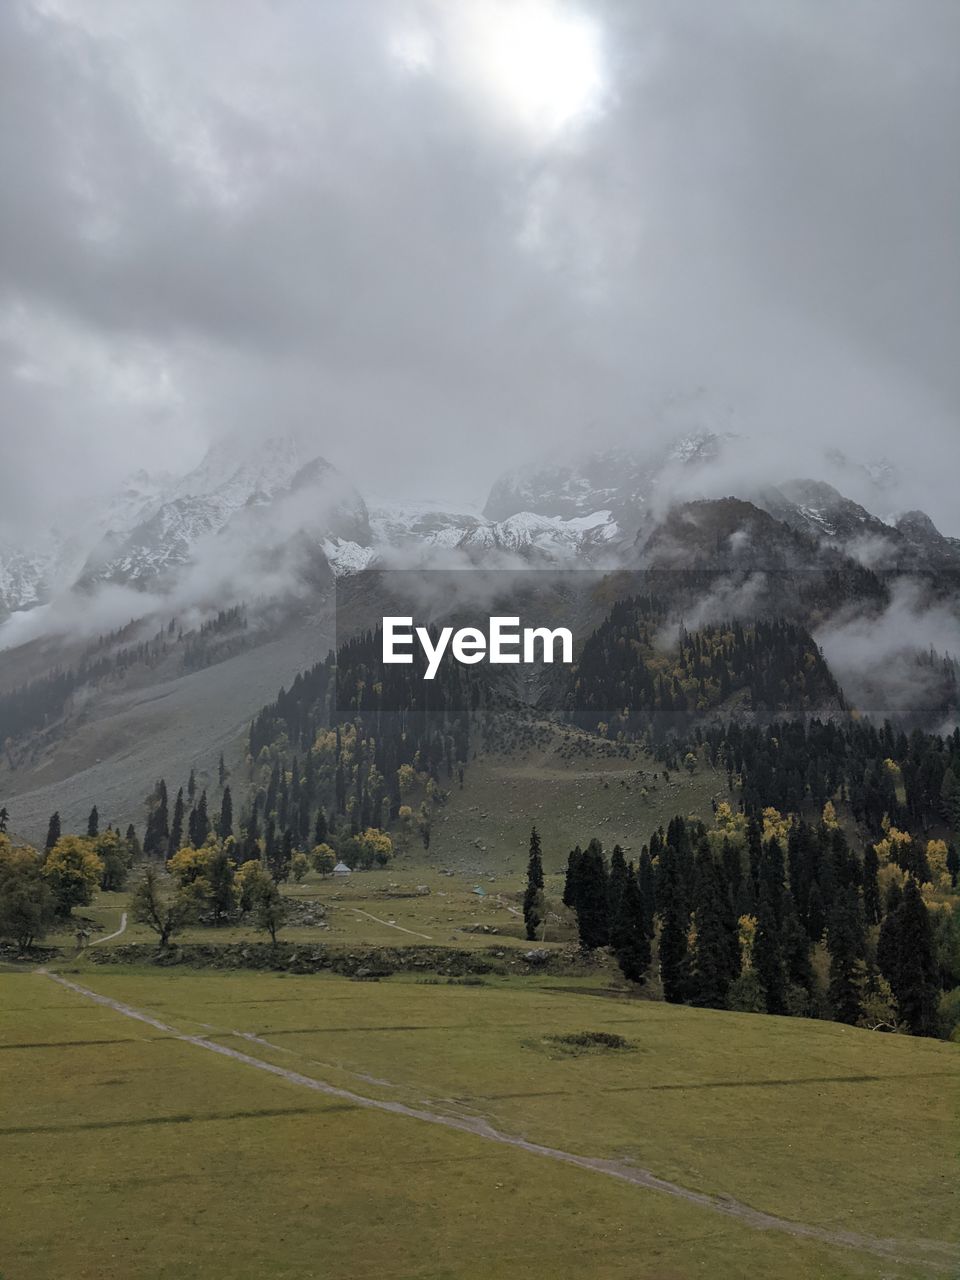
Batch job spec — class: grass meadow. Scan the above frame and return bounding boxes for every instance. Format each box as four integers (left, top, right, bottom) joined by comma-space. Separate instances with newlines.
1, 963, 956, 1280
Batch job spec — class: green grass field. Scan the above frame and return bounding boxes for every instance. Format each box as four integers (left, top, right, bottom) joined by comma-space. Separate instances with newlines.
2, 963, 957, 1280
5, 747, 958, 1278
429, 738, 728, 875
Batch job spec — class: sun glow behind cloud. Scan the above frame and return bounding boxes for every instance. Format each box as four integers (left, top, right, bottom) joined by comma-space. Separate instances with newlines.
390, 1, 605, 141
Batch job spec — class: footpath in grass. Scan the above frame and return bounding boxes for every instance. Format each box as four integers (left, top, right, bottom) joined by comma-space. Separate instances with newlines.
2, 966, 956, 1280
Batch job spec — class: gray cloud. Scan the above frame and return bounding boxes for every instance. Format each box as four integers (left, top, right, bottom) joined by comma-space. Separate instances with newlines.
1, 0, 958, 530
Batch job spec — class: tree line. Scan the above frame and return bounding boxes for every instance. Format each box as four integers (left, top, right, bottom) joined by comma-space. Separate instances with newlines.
547, 806, 957, 1039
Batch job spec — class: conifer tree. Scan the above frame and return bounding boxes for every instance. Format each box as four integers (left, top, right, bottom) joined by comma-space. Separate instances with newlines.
691, 841, 738, 1008
746, 815, 763, 905
189, 791, 210, 846
753, 888, 787, 1015
889, 877, 939, 1037
313, 809, 328, 847
826, 883, 866, 1025
45, 811, 61, 852
562, 846, 583, 909
658, 841, 691, 1004
276, 828, 294, 882
607, 844, 629, 918
522, 827, 544, 941
862, 845, 881, 926
611, 864, 651, 983
86, 805, 99, 838
264, 817, 277, 873
806, 881, 826, 942
573, 839, 609, 950
636, 849, 656, 938
168, 788, 184, 859
759, 837, 785, 929
218, 786, 233, 839
143, 780, 169, 858
781, 894, 814, 996
206, 845, 237, 926
187, 768, 197, 804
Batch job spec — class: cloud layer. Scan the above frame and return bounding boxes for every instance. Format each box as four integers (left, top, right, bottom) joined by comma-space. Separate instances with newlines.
1, 0, 958, 529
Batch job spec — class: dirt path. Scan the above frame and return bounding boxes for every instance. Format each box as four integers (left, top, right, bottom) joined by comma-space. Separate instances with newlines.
40, 970, 959, 1275
349, 907, 432, 940
89, 912, 127, 946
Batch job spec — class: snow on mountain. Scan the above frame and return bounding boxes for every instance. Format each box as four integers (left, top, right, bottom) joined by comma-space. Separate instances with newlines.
2, 426, 957, 618
319, 503, 625, 578
97, 468, 178, 537
78, 436, 369, 590
457, 509, 620, 559
755, 480, 891, 541
482, 431, 732, 527
369, 502, 487, 551
0, 539, 58, 615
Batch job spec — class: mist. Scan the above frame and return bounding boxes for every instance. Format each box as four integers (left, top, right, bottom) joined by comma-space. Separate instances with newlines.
816, 579, 960, 730
1, 0, 958, 536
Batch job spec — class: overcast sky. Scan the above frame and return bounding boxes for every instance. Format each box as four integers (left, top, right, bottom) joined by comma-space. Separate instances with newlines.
2, 0, 958, 532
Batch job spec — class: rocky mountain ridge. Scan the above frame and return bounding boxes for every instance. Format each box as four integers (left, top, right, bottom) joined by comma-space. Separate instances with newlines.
2, 430, 957, 629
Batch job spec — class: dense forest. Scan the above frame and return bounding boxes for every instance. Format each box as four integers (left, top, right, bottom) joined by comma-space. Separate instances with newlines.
565, 600, 842, 740
557, 806, 957, 1039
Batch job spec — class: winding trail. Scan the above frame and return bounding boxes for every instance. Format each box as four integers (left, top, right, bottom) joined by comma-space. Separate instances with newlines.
39, 969, 959, 1275
89, 912, 127, 946
350, 907, 432, 940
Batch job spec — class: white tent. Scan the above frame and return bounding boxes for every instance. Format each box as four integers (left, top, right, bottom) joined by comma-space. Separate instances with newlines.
333, 860, 352, 875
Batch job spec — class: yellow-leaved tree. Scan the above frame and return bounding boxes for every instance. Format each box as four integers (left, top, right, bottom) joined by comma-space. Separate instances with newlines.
310, 844, 336, 877
42, 836, 103, 916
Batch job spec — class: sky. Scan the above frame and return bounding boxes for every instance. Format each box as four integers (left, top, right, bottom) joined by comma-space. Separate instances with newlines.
1, 0, 958, 533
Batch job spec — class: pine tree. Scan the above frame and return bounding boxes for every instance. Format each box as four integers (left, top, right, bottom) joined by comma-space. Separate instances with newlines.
168, 788, 185, 859
275, 828, 294, 883
45, 811, 61, 852
892, 877, 939, 1037
189, 791, 210, 846
574, 840, 609, 950
187, 768, 197, 804
313, 809, 328, 847
218, 753, 227, 789
658, 843, 691, 1004
264, 817, 278, 873
522, 827, 544, 941
747, 815, 763, 904
0, 806, 8, 834
636, 849, 656, 937
206, 845, 237, 926
759, 837, 785, 928
611, 864, 651, 983
753, 887, 787, 1015
143, 780, 169, 858
218, 786, 233, 839
691, 841, 738, 1008
806, 882, 826, 942
862, 844, 882, 926
562, 846, 583, 909
826, 883, 866, 1025
86, 805, 99, 838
